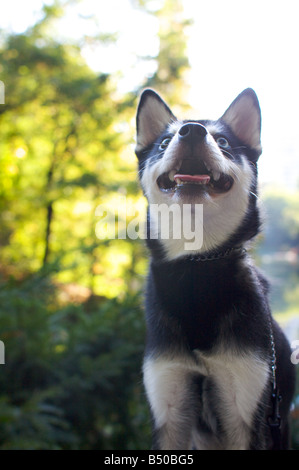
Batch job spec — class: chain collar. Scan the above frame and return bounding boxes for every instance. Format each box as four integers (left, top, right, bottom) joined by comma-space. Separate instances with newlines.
190, 246, 247, 262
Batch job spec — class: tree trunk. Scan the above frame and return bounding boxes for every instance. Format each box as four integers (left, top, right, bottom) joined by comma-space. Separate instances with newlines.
43, 202, 53, 266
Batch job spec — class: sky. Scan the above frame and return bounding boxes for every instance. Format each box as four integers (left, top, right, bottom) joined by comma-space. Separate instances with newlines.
1, 0, 299, 189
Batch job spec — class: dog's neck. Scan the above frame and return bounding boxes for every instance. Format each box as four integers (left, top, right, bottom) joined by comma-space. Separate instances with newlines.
148, 247, 253, 351
148, 243, 247, 266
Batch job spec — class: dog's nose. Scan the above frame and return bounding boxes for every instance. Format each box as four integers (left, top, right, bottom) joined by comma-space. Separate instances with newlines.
178, 123, 207, 144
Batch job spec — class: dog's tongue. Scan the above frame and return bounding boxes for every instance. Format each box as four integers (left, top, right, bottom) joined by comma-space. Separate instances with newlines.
174, 174, 210, 184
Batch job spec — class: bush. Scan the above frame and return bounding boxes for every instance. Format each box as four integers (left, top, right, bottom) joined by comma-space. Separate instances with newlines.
0, 272, 150, 449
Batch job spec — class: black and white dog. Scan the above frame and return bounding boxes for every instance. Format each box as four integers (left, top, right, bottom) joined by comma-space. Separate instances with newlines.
135, 88, 295, 450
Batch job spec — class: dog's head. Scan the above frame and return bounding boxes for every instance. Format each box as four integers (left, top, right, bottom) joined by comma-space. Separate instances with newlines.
135, 89, 262, 260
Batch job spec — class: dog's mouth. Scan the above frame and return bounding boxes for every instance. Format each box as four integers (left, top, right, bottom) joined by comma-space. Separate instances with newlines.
157, 159, 234, 195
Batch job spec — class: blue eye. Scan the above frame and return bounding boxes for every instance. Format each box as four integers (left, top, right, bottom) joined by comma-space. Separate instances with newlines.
159, 137, 172, 150
216, 136, 230, 148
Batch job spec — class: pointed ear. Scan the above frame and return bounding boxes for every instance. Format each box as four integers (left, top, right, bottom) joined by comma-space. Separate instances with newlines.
135, 89, 176, 155
221, 88, 262, 157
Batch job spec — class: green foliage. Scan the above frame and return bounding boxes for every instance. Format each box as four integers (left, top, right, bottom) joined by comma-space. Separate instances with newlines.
256, 188, 299, 315
260, 189, 299, 253
0, 31, 126, 276
0, 272, 149, 449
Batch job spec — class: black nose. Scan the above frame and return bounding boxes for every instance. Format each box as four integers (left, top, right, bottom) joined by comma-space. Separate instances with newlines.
178, 123, 207, 144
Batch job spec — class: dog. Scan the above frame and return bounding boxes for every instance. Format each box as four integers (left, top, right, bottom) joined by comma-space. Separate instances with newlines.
135, 88, 296, 450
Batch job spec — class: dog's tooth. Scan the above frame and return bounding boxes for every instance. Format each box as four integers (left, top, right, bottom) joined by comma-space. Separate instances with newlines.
213, 171, 221, 181
168, 170, 176, 181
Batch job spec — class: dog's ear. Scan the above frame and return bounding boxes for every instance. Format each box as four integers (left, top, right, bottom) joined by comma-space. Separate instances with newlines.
135, 89, 176, 156
221, 88, 262, 158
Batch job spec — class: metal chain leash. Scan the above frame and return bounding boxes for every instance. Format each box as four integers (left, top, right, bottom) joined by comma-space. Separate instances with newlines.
267, 313, 282, 450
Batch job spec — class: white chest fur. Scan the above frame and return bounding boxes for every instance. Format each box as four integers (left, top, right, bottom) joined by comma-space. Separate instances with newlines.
143, 351, 269, 450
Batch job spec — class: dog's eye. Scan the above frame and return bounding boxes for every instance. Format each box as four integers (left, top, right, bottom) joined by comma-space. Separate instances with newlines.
159, 138, 172, 150
216, 137, 230, 149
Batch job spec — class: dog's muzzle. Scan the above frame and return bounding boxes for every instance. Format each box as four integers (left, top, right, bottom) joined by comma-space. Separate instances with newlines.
157, 123, 234, 195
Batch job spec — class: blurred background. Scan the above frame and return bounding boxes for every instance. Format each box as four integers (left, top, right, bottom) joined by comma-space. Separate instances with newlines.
0, 0, 298, 450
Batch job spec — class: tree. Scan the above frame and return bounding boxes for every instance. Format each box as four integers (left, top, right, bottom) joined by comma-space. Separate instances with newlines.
136, 0, 192, 111
0, 27, 132, 290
